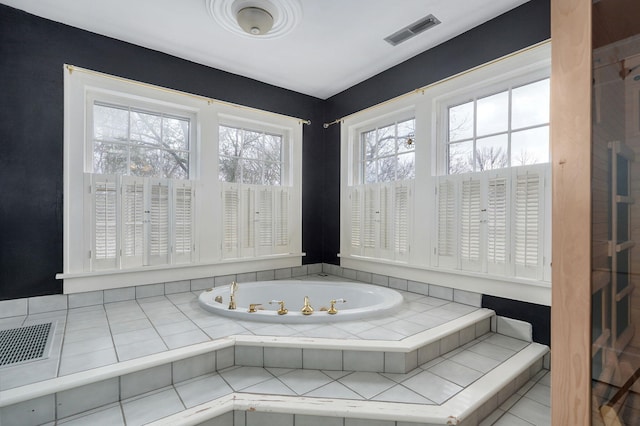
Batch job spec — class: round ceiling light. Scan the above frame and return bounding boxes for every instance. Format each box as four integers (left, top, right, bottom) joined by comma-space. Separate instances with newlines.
207, 0, 302, 39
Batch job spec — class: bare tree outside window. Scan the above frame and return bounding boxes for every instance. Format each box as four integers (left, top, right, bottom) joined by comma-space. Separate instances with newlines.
361, 118, 415, 183
93, 103, 190, 179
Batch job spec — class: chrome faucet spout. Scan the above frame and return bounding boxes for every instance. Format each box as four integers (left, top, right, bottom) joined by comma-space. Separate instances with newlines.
228, 281, 238, 310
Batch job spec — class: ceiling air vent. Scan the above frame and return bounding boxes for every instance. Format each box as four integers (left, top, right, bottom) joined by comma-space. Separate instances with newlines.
384, 14, 441, 46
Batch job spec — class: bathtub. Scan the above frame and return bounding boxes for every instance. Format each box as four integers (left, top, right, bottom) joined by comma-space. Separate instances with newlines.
198, 280, 404, 323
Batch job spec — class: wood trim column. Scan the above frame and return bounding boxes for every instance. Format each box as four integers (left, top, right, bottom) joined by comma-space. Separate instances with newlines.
550, 0, 592, 425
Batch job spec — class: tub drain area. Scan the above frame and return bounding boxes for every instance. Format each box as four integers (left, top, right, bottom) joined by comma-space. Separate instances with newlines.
0, 322, 54, 367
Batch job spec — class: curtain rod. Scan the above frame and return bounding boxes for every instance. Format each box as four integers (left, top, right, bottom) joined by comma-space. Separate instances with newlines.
322, 39, 551, 129
65, 65, 311, 126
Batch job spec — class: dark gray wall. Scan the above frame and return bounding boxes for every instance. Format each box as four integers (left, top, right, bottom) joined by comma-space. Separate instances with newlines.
0, 4, 324, 300
0, 0, 553, 347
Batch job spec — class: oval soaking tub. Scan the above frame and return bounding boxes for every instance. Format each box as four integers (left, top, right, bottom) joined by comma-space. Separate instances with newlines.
198, 280, 404, 323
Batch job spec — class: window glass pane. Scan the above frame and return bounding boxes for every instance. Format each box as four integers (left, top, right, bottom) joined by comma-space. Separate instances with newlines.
511, 126, 549, 166
512, 79, 550, 130
378, 156, 396, 182
93, 142, 128, 175
130, 147, 160, 177
263, 161, 281, 185
220, 126, 241, 157
130, 111, 162, 147
263, 133, 282, 163
242, 159, 262, 185
94, 104, 128, 143
377, 124, 396, 157
449, 101, 474, 142
363, 130, 377, 161
159, 150, 189, 179
219, 156, 239, 182
476, 134, 509, 171
397, 153, 415, 180
477, 91, 509, 136
397, 118, 416, 153
364, 160, 377, 184
448, 141, 474, 174
163, 116, 189, 151
242, 130, 264, 159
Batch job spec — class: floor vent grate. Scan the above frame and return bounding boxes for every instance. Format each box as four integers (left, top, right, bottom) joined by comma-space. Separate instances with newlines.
0, 322, 54, 367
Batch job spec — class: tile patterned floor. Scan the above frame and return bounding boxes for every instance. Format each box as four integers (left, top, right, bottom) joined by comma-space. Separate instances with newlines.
0, 274, 550, 425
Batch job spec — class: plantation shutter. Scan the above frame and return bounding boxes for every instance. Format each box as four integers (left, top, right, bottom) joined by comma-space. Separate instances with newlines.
274, 187, 289, 253
460, 177, 482, 271
350, 186, 362, 252
148, 180, 169, 265
222, 183, 239, 259
121, 176, 145, 269
487, 175, 508, 274
379, 184, 392, 252
241, 186, 256, 255
394, 182, 411, 260
436, 178, 457, 267
91, 174, 118, 270
362, 185, 378, 256
257, 187, 274, 255
513, 168, 543, 279
173, 181, 193, 264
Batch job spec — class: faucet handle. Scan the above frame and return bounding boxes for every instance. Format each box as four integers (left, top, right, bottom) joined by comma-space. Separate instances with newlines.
269, 300, 288, 315
248, 303, 263, 313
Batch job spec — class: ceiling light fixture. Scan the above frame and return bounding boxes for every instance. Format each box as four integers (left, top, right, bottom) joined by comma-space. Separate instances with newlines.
207, 0, 302, 40
237, 7, 273, 35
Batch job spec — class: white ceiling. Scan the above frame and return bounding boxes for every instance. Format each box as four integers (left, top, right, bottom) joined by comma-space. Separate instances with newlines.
1, 0, 530, 99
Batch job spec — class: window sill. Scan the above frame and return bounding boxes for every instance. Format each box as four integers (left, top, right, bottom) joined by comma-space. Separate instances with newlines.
339, 254, 551, 305
58, 253, 306, 294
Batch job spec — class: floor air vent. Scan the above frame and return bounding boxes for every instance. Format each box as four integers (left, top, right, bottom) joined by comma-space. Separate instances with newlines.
0, 322, 54, 367
384, 14, 441, 46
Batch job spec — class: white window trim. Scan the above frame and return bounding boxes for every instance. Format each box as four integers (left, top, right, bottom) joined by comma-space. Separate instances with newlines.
60, 66, 303, 293
340, 42, 551, 305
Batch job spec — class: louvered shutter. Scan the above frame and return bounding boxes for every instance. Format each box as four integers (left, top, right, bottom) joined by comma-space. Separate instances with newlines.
350, 186, 362, 253
487, 175, 508, 274
121, 176, 144, 268
222, 183, 239, 259
362, 185, 378, 256
91, 174, 118, 270
379, 184, 392, 252
148, 180, 169, 265
173, 181, 193, 264
257, 187, 274, 255
513, 168, 543, 279
460, 177, 482, 271
437, 178, 457, 268
274, 187, 289, 253
394, 182, 411, 260
241, 186, 256, 256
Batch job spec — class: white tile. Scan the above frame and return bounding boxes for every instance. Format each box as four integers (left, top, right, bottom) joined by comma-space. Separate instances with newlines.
135, 283, 164, 299
294, 414, 343, 426
418, 341, 440, 365
113, 327, 160, 346
407, 281, 429, 295
175, 373, 233, 407
493, 412, 535, 425
357, 327, 405, 341
343, 350, 384, 372
68, 291, 103, 309
56, 378, 119, 419
345, 419, 394, 426
197, 411, 234, 426
122, 388, 184, 425
303, 348, 342, 370
155, 319, 198, 336
58, 347, 118, 376
449, 349, 501, 373
483, 333, 529, 352
389, 277, 408, 291
116, 338, 167, 361
274, 268, 292, 279
356, 271, 372, 283
427, 359, 483, 387
246, 411, 293, 426
237, 272, 258, 282
453, 289, 482, 307
28, 294, 67, 314
0, 358, 59, 390
522, 383, 551, 407
342, 268, 357, 280
57, 404, 124, 426
109, 317, 152, 334
277, 369, 333, 395
478, 408, 506, 426
304, 381, 364, 400
291, 265, 308, 277
256, 270, 276, 280
401, 370, 463, 404
235, 346, 264, 367
243, 377, 297, 396
307, 264, 322, 274
383, 319, 427, 336
384, 351, 412, 374
322, 370, 351, 380
429, 285, 453, 301
192, 277, 215, 291
263, 347, 302, 368
0, 395, 55, 426
371, 274, 389, 286
217, 347, 235, 369
440, 331, 460, 354
373, 384, 434, 404
104, 287, 135, 303
497, 316, 533, 342
255, 324, 297, 337
338, 372, 396, 399
163, 329, 209, 349
121, 364, 172, 399
476, 317, 492, 337
219, 366, 274, 390
467, 341, 516, 361
164, 280, 191, 294
203, 323, 247, 339
173, 352, 217, 383
0, 298, 28, 318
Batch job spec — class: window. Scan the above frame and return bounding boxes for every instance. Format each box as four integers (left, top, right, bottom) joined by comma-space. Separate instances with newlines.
63, 67, 303, 292
219, 123, 292, 259
362, 118, 416, 183
447, 78, 550, 174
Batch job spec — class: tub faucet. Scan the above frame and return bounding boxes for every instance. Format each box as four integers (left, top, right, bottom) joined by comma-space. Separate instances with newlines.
301, 296, 314, 315
327, 298, 347, 315
228, 281, 238, 310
